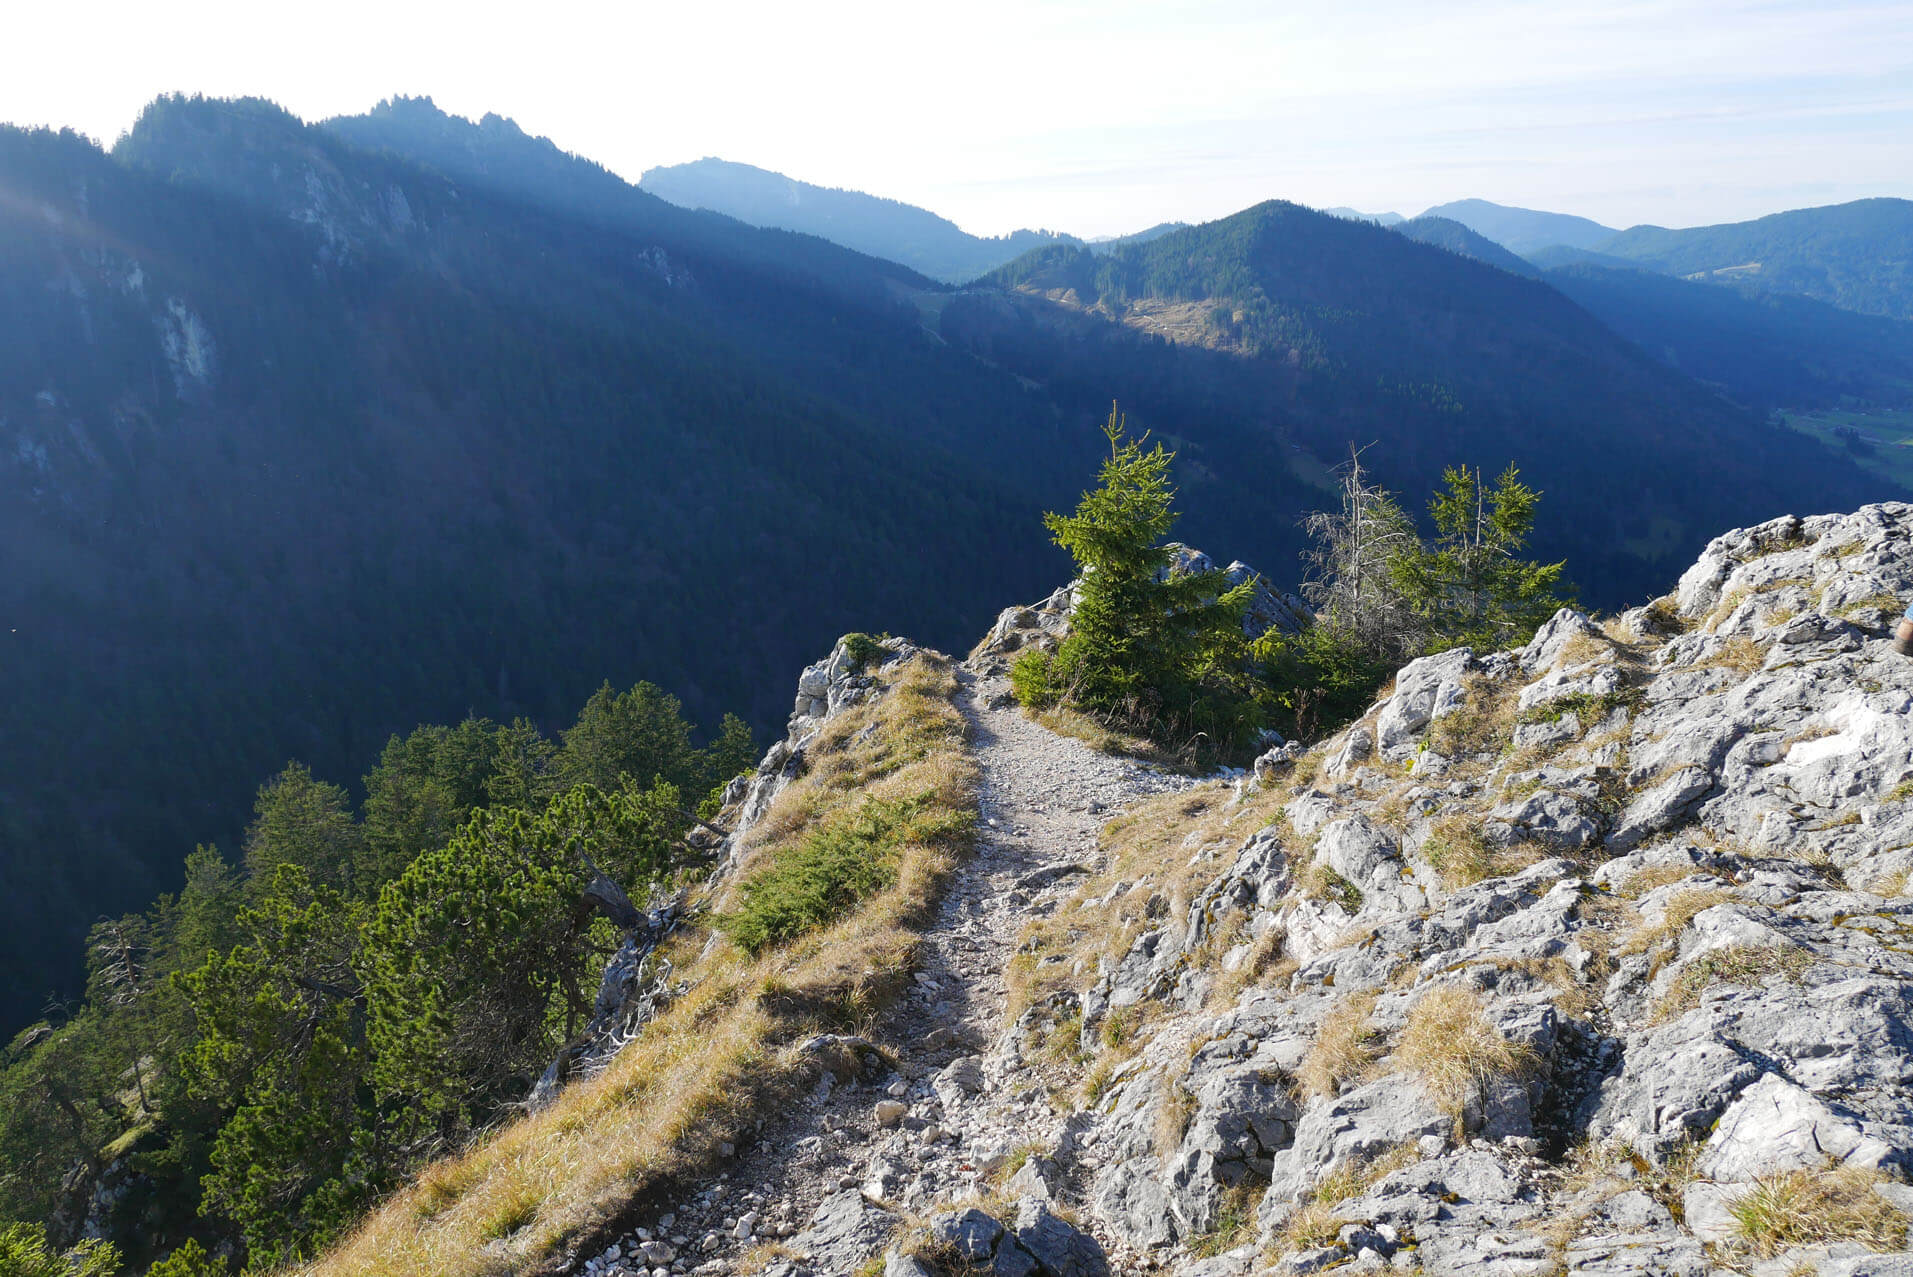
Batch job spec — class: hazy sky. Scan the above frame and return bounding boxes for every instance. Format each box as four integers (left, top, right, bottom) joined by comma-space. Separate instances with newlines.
3, 0, 1908, 238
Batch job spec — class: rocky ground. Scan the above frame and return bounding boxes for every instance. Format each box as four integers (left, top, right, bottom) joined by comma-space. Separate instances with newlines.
576, 503, 1913, 1277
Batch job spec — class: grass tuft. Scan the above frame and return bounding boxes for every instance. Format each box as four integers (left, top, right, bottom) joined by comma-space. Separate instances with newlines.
1297, 990, 1380, 1099
1729, 1165, 1909, 1258
1394, 986, 1536, 1126
1652, 943, 1811, 1023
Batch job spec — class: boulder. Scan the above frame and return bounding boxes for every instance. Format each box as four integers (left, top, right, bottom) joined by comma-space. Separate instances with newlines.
1014, 1198, 1110, 1277
928, 1208, 1003, 1263
793, 1189, 896, 1272
1374, 648, 1475, 761
1260, 1075, 1452, 1222
1696, 1073, 1897, 1181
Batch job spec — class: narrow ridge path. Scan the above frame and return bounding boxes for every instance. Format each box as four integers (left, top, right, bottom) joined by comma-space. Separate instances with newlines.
577, 669, 1188, 1277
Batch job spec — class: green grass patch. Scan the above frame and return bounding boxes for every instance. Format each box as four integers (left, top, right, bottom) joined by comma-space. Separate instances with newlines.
723, 793, 970, 955
1780, 407, 1913, 490
1515, 688, 1642, 727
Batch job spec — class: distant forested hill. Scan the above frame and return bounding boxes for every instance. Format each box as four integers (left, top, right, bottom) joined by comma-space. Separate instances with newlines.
1419, 198, 1617, 255
1595, 198, 1913, 321
0, 99, 1893, 1037
1392, 215, 1541, 277
637, 154, 1076, 283
965, 202, 1885, 601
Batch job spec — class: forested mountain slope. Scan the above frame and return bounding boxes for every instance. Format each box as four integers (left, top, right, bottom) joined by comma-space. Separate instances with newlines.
0, 97, 1893, 1046
1544, 262, 1913, 414
1390, 215, 1541, 277
1597, 197, 1913, 320
0, 99, 1307, 1034
961, 202, 1885, 601
0, 99, 1093, 1033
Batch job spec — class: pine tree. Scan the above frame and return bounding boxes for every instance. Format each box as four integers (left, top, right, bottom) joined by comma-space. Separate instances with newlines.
559, 682, 697, 792
359, 783, 681, 1129
1397, 464, 1569, 650
175, 868, 376, 1261
359, 718, 509, 891
241, 764, 363, 897
1024, 404, 1255, 746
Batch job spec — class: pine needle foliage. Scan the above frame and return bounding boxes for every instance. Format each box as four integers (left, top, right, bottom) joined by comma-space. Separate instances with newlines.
1022, 404, 1256, 749
1396, 464, 1570, 651
0, 1223, 119, 1277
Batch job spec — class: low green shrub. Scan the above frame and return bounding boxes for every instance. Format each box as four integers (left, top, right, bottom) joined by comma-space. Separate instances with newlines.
723, 793, 969, 954
840, 632, 888, 670
1010, 648, 1062, 709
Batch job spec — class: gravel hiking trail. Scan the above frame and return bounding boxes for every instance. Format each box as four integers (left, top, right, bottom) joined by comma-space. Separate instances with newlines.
576, 667, 1189, 1276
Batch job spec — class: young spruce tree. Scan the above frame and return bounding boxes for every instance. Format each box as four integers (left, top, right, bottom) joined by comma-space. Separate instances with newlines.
1396, 464, 1569, 650
1015, 405, 1255, 747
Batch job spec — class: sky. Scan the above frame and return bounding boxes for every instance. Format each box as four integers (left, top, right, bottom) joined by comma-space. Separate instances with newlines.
2, 0, 1909, 239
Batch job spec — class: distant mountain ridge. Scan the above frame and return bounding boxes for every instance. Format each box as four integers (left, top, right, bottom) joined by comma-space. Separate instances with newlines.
632, 155, 1913, 327
639, 157, 1077, 282
971, 200, 1883, 603
1391, 215, 1540, 277
1418, 197, 1618, 255
1321, 206, 1405, 226
1596, 197, 1913, 321
1423, 194, 1913, 322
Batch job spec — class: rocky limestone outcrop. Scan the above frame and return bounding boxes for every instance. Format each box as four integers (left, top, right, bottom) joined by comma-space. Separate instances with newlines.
568, 507, 1913, 1277
981, 504, 1913, 1276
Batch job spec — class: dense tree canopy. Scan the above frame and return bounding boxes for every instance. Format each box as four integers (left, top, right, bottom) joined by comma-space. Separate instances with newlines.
0, 682, 751, 1271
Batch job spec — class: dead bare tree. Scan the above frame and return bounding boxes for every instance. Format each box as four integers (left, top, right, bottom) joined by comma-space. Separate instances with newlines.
1300, 444, 1426, 661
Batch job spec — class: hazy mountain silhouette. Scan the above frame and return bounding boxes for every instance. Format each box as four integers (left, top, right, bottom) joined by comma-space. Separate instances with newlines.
638, 156, 1078, 282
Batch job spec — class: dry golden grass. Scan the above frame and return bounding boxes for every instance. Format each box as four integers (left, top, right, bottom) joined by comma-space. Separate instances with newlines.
1618, 887, 1736, 960
292, 653, 977, 1277
1728, 1165, 1909, 1258
1297, 990, 1380, 1099
1188, 1181, 1261, 1258
1873, 866, 1913, 897
1207, 931, 1297, 1009
1032, 704, 1170, 764
1275, 1198, 1344, 1253
1424, 674, 1519, 761
1394, 986, 1536, 1126
1419, 816, 1549, 889
1556, 630, 1616, 669
1704, 636, 1767, 677
1614, 863, 1719, 899
1153, 1069, 1198, 1157
1838, 591, 1905, 624
1486, 954, 1595, 1021
1632, 594, 1692, 636
1270, 1144, 1417, 1258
